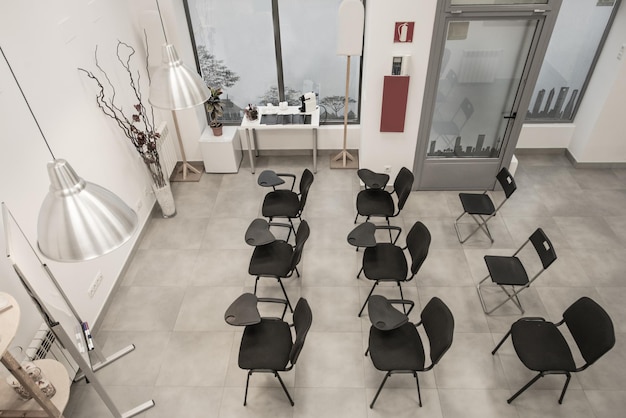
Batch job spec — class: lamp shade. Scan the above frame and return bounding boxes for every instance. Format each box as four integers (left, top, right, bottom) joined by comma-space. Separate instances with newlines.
149, 44, 210, 110
337, 0, 365, 56
37, 159, 138, 262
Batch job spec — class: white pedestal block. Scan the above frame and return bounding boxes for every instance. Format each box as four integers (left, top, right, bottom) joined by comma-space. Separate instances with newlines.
199, 126, 243, 173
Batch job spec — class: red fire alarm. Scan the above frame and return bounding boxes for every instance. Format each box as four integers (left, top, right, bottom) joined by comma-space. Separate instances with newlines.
394, 22, 414, 43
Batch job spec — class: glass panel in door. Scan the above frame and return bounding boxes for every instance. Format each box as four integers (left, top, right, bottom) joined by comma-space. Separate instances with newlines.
428, 19, 537, 159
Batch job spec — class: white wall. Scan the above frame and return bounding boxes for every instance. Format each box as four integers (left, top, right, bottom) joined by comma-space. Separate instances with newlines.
359, 0, 437, 179
0, 0, 158, 349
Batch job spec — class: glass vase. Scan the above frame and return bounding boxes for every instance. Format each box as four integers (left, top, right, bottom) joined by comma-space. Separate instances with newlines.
152, 182, 176, 218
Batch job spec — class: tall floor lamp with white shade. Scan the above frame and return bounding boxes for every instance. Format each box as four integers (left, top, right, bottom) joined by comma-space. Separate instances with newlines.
332, 0, 365, 168
1, 44, 155, 417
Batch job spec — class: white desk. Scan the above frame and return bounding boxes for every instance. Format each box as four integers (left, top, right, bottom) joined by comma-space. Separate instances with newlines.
239, 106, 320, 174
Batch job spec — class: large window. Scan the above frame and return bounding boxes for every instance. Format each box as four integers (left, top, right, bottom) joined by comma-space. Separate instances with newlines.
526, 0, 621, 122
184, 0, 362, 124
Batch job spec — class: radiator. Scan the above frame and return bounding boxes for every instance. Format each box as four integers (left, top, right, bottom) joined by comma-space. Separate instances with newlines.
26, 323, 79, 378
156, 121, 178, 178
458, 50, 503, 83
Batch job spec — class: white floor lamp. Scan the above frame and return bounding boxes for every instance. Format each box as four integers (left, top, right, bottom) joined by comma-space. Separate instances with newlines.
148, 0, 210, 181
332, 0, 364, 168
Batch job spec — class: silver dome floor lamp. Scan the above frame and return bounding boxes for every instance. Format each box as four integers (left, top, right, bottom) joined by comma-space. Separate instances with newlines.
1, 45, 154, 417
148, 0, 210, 181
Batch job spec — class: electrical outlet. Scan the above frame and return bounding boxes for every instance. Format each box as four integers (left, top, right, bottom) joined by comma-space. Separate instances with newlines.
383, 165, 392, 174
87, 271, 103, 298
618, 44, 625, 60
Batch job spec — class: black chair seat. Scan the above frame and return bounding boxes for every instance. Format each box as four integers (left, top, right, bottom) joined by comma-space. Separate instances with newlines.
249, 241, 293, 277
459, 193, 495, 216
262, 190, 300, 218
484, 255, 529, 286
369, 323, 425, 371
356, 189, 395, 217
239, 319, 293, 371
363, 243, 408, 281
511, 320, 576, 373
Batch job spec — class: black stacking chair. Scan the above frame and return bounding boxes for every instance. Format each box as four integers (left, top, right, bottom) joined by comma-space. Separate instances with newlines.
357, 221, 431, 317
249, 220, 310, 313
477, 228, 556, 315
354, 166, 414, 225
492, 297, 615, 404
262, 169, 314, 242
454, 167, 516, 243
367, 296, 454, 408
238, 298, 313, 406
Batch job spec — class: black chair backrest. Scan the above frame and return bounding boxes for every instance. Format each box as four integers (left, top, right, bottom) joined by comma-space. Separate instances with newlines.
289, 298, 313, 365
496, 167, 517, 198
289, 220, 310, 272
298, 169, 314, 213
529, 228, 557, 269
420, 297, 454, 365
393, 167, 414, 210
563, 296, 615, 367
406, 221, 431, 275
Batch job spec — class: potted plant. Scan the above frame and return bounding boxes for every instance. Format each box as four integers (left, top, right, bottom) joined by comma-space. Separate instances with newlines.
78, 41, 176, 218
206, 87, 224, 136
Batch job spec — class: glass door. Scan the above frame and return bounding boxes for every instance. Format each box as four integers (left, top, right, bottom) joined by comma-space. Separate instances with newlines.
415, 1, 560, 189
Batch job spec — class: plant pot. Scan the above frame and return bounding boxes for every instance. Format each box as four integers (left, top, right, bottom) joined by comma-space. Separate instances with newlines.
152, 182, 176, 218
211, 124, 223, 136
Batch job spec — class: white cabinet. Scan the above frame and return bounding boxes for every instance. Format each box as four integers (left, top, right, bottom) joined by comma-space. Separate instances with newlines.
199, 126, 242, 173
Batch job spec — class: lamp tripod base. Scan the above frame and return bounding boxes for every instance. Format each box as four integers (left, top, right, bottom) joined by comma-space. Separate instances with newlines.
330, 149, 359, 169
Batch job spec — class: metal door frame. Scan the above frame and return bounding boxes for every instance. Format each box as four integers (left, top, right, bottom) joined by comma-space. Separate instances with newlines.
413, 0, 561, 190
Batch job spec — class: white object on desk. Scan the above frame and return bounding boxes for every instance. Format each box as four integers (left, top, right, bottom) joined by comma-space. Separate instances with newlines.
239, 105, 320, 174
199, 125, 243, 173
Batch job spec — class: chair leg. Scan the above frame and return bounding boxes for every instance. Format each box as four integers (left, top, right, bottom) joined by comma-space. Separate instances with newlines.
243, 370, 252, 406
275, 372, 295, 406
277, 279, 294, 313
354, 212, 359, 224
558, 373, 571, 404
254, 276, 260, 295
357, 266, 364, 279
397, 282, 406, 314
358, 281, 379, 317
454, 211, 494, 244
477, 277, 525, 315
507, 373, 543, 404
370, 372, 391, 409
286, 218, 295, 242
364, 346, 369, 356
414, 371, 422, 407
491, 329, 512, 355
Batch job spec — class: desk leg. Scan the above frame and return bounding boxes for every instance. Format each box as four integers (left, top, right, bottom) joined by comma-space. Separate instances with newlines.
313, 128, 318, 173
252, 128, 260, 157
245, 128, 255, 174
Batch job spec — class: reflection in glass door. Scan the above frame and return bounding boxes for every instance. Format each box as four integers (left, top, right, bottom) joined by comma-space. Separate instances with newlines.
429, 19, 536, 159
415, 1, 561, 190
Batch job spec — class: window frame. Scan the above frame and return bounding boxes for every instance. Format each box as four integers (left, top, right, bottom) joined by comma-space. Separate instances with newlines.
182, 0, 364, 126
525, 0, 622, 123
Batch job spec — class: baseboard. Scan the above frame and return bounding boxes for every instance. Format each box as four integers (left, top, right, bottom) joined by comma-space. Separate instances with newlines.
514, 148, 565, 155
565, 149, 626, 168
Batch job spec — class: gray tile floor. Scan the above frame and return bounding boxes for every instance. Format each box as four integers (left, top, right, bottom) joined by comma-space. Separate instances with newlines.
65, 153, 626, 418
